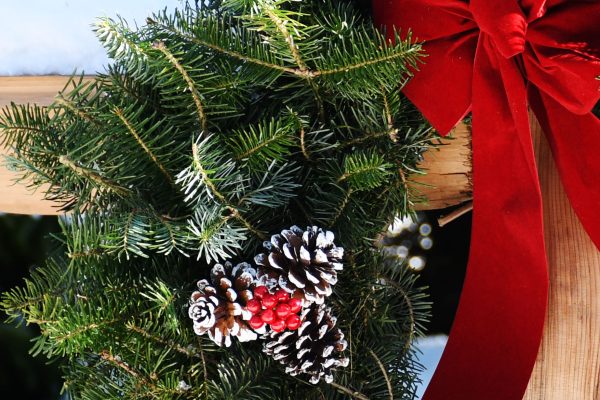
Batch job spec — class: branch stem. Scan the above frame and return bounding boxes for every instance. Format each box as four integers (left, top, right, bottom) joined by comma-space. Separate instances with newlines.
329, 382, 369, 400
368, 349, 394, 400
154, 41, 208, 132
114, 107, 176, 188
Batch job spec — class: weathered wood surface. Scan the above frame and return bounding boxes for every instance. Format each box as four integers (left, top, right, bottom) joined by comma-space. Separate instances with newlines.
0, 76, 71, 215
410, 123, 472, 210
523, 113, 600, 400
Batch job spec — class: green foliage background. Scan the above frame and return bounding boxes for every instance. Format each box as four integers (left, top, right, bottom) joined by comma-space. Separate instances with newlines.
1, 1, 433, 398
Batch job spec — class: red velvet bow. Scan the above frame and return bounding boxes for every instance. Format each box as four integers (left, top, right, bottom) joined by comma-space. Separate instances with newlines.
372, 1, 600, 399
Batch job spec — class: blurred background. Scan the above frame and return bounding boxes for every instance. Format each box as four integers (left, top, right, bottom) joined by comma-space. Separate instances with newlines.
0, 215, 62, 399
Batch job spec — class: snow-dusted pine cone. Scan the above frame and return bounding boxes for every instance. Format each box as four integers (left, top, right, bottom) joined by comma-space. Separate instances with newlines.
263, 303, 349, 384
254, 226, 344, 304
188, 262, 260, 347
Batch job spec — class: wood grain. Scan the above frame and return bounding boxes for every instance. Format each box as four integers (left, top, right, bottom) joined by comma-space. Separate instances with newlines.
410, 124, 473, 210
523, 114, 600, 399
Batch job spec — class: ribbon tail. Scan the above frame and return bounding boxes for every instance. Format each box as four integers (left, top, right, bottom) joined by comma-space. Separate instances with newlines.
528, 87, 600, 250
424, 38, 548, 400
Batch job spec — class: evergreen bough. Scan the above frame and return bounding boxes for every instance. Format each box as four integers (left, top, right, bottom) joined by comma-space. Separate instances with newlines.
1, 1, 433, 398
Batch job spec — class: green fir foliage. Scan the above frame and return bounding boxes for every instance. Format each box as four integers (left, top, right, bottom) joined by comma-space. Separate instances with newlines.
1, 0, 433, 398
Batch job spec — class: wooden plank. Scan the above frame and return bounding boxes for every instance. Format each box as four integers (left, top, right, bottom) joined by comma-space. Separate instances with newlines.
410, 124, 473, 210
0, 76, 75, 215
523, 113, 600, 399
0, 75, 75, 108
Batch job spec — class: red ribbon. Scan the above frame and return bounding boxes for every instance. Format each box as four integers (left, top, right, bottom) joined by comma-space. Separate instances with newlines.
372, 1, 600, 399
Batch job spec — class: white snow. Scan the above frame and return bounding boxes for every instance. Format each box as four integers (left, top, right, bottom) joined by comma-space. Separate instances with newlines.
0, 0, 181, 76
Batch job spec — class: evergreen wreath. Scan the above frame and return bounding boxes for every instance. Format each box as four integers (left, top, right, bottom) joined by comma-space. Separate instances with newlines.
1, 1, 433, 398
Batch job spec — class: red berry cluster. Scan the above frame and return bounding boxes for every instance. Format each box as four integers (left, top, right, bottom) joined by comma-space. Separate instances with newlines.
246, 286, 303, 332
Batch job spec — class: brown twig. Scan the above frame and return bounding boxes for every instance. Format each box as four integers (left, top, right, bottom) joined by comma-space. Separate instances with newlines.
329, 382, 370, 400
438, 201, 473, 227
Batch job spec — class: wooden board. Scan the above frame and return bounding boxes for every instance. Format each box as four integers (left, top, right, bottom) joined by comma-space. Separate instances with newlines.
523, 113, 600, 399
0, 76, 72, 215
409, 124, 472, 210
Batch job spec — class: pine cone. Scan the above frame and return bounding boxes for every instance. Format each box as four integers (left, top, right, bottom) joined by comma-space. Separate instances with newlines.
188, 262, 260, 347
254, 226, 344, 304
263, 303, 349, 384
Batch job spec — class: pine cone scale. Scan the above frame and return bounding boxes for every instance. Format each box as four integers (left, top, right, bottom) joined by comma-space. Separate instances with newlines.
189, 262, 258, 347
256, 226, 344, 304
264, 303, 348, 384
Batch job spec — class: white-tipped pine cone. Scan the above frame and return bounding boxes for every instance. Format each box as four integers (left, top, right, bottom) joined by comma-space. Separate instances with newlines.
254, 226, 344, 304
188, 261, 259, 347
263, 303, 349, 384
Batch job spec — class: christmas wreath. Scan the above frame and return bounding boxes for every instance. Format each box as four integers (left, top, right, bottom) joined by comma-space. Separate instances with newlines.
1, 1, 433, 398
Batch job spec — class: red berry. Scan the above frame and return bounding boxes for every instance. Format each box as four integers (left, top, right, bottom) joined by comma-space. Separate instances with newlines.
270, 318, 286, 332
286, 314, 302, 330
249, 315, 265, 330
246, 299, 261, 314
288, 298, 303, 313
275, 289, 290, 303
260, 309, 275, 324
261, 294, 278, 309
254, 286, 268, 299
275, 303, 291, 319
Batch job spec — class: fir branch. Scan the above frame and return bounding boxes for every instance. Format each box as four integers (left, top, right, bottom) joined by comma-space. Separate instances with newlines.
197, 338, 209, 386
299, 125, 309, 160
261, 3, 308, 71
58, 155, 131, 197
316, 49, 419, 77
113, 107, 177, 188
228, 117, 295, 167
54, 96, 102, 126
338, 151, 393, 191
329, 187, 353, 226
368, 348, 394, 400
126, 323, 200, 359
153, 41, 208, 132
190, 140, 228, 204
147, 16, 306, 77
98, 350, 182, 399
379, 276, 416, 353
329, 382, 369, 400
94, 17, 152, 75
55, 319, 121, 344
339, 130, 390, 148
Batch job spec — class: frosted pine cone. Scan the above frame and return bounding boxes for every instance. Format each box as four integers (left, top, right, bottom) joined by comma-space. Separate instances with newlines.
188, 262, 260, 347
254, 226, 343, 304
263, 303, 349, 384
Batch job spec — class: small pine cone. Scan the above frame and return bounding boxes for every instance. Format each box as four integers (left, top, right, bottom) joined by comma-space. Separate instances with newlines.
254, 226, 343, 304
263, 303, 349, 384
188, 262, 259, 347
